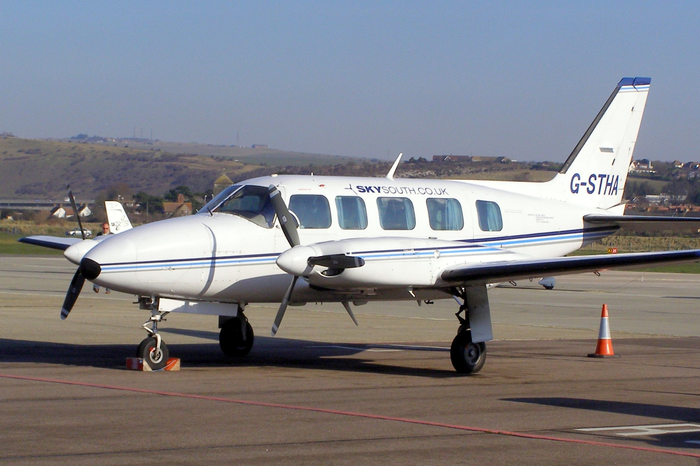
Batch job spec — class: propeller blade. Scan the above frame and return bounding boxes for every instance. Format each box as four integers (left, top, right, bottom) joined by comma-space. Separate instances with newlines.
67, 185, 86, 241
268, 185, 300, 248
61, 269, 85, 320
308, 254, 365, 269
272, 275, 298, 336
341, 301, 359, 326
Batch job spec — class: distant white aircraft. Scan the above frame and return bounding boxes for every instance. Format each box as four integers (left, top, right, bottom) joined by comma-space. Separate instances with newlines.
21, 77, 700, 373
105, 200, 133, 234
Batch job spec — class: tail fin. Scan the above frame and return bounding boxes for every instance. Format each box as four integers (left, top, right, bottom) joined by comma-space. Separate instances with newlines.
547, 77, 650, 210
105, 201, 133, 234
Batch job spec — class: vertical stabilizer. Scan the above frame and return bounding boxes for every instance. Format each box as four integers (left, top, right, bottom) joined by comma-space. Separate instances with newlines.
105, 201, 133, 234
547, 77, 650, 210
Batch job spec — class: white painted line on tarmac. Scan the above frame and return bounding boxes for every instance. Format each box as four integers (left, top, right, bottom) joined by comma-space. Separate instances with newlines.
578, 423, 700, 436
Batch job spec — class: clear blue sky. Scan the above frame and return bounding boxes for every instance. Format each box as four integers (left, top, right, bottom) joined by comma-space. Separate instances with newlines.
2, 1, 699, 162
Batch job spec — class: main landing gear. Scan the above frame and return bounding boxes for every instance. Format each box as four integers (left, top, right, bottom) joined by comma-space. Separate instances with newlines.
138, 308, 171, 370
219, 312, 255, 357
450, 289, 488, 374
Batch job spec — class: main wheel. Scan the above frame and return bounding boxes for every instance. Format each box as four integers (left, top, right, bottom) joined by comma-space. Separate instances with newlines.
137, 337, 169, 370
450, 331, 486, 374
219, 318, 255, 357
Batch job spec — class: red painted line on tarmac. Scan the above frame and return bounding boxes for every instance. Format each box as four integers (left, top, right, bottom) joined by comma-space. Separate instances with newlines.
2, 372, 700, 459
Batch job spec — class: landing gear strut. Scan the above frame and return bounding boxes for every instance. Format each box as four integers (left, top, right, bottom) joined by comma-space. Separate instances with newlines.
450, 288, 487, 374
219, 312, 255, 357
137, 303, 171, 370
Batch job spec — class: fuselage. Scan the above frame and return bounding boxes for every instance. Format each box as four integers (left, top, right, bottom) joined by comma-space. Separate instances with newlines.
77, 174, 616, 305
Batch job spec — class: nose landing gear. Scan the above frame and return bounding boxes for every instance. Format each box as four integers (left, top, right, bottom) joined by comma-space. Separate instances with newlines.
137, 302, 171, 370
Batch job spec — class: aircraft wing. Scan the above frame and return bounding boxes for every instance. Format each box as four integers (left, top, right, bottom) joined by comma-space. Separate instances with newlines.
440, 249, 700, 286
584, 214, 700, 226
18, 235, 83, 251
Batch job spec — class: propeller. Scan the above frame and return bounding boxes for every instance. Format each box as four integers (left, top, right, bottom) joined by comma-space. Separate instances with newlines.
268, 185, 364, 336
61, 186, 89, 319
269, 185, 300, 336
269, 185, 299, 248
61, 269, 85, 319
67, 185, 86, 240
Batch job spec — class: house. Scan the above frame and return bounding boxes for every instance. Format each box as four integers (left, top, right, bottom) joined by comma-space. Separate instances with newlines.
163, 194, 192, 217
214, 173, 234, 196
78, 205, 92, 217
432, 155, 510, 163
630, 159, 655, 174
433, 155, 472, 162
50, 206, 68, 219
50, 204, 92, 219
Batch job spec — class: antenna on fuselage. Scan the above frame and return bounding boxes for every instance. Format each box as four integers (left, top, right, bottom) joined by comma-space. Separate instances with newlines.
386, 152, 403, 180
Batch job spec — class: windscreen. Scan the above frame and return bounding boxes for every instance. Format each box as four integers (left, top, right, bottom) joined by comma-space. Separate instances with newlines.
202, 184, 275, 228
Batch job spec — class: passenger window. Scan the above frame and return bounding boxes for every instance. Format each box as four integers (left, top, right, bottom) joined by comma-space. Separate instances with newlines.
427, 198, 464, 231
336, 196, 368, 230
289, 194, 331, 229
377, 197, 415, 230
476, 200, 503, 231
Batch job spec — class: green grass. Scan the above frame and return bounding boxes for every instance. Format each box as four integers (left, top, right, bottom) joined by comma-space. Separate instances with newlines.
0, 232, 64, 255
632, 263, 700, 273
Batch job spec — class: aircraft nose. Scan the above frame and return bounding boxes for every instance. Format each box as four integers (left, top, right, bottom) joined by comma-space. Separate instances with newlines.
80, 257, 101, 280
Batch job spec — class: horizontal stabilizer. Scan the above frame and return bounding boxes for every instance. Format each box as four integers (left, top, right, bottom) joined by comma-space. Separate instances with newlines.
441, 249, 700, 286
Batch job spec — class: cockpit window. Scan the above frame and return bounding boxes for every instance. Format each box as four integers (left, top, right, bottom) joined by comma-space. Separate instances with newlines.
200, 184, 241, 213
205, 185, 275, 228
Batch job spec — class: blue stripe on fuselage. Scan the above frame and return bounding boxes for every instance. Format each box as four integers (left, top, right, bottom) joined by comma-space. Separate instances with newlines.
98, 226, 617, 274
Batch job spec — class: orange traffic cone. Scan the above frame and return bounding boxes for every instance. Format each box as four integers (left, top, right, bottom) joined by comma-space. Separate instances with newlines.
588, 304, 619, 358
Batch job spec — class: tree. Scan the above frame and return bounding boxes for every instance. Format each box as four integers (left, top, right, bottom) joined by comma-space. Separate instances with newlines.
164, 185, 195, 202
134, 191, 164, 216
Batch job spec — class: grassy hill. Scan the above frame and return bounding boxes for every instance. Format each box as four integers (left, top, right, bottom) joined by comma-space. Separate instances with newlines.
0, 137, 355, 199
104, 139, 360, 166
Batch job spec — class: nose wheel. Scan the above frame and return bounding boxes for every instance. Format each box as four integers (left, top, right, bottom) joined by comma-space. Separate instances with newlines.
137, 335, 170, 370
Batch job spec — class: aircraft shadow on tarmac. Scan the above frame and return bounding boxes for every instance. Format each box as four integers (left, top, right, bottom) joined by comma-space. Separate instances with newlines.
0, 333, 458, 379
506, 397, 700, 450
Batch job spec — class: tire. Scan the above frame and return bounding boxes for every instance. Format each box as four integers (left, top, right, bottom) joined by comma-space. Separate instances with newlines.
137, 337, 169, 370
450, 331, 486, 374
219, 318, 255, 357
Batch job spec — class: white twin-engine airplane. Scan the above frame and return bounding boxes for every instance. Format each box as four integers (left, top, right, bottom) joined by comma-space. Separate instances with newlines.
21, 77, 700, 373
